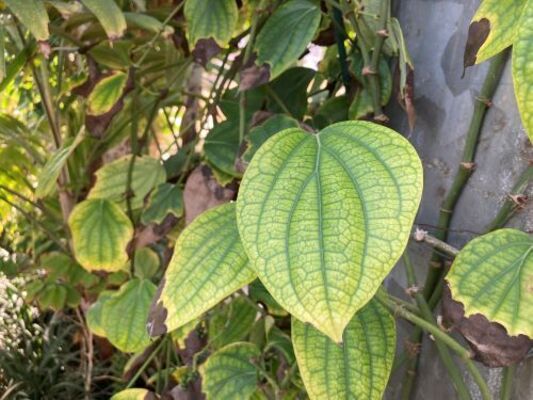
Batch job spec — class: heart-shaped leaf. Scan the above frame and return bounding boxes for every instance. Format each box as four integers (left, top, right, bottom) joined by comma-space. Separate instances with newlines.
102, 278, 157, 353
512, 0, 533, 142
447, 228, 533, 337
292, 299, 396, 399
204, 120, 241, 177
237, 121, 423, 341
200, 342, 260, 400
69, 198, 133, 272
147, 203, 255, 336
88, 72, 128, 116
5, 0, 49, 41
89, 156, 166, 210
467, 0, 526, 65
141, 183, 184, 225
81, 0, 127, 40
255, 0, 321, 79
184, 0, 238, 47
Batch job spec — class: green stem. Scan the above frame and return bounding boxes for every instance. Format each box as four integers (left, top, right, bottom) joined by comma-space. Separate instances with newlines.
422, 50, 509, 299
126, 339, 165, 389
500, 364, 516, 400
331, 6, 351, 91
403, 253, 472, 400
485, 165, 532, 232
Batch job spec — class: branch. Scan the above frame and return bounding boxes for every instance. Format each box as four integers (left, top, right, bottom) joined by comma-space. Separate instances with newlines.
412, 227, 459, 258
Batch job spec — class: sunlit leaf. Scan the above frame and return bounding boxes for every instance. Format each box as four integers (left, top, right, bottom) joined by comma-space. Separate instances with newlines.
184, 0, 238, 47
102, 278, 157, 353
147, 203, 255, 336
81, 0, 127, 40
447, 229, 533, 337
110, 388, 156, 400
255, 0, 321, 79
87, 72, 128, 115
69, 198, 133, 272
200, 342, 260, 400
88, 156, 166, 210
5, 0, 49, 41
292, 299, 396, 399
237, 121, 423, 341
512, 0, 533, 142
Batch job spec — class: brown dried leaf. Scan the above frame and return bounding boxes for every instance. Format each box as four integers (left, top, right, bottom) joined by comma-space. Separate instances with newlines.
192, 38, 221, 67
441, 285, 532, 367
463, 18, 491, 70
183, 165, 236, 225
239, 63, 271, 92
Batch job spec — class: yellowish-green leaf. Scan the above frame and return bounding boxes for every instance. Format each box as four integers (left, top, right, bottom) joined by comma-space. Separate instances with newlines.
81, 0, 127, 40
111, 388, 156, 400
38, 283, 67, 311
237, 121, 423, 341
184, 0, 238, 47
512, 0, 533, 142
36, 129, 85, 198
255, 0, 321, 79
200, 342, 260, 400
141, 183, 184, 225
87, 72, 128, 115
133, 247, 160, 279
147, 203, 255, 336
102, 278, 157, 353
69, 198, 133, 272
5, 0, 49, 41
447, 228, 533, 337
0, 24, 5, 82
88, 156, 166, 210
87, 291, 113, 337
292, 299, 396, 399
471, 0, 527, 64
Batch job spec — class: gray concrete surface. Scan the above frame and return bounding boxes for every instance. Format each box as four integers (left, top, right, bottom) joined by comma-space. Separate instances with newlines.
383, 0, 532, 398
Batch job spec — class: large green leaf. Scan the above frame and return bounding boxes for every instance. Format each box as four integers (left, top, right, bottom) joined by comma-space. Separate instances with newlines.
512, 0, 533, 142
88, 156, 166, 210
470, 0, 526, 64
81, 0, 127, 40
69, 198, 133, 272
447, 229, 533, 337
87, 72, 128, 115
141, 183, 184, 225
5, 0, 49, 41
147, 203, 255, 336
102, 278, 157, 353
184, 0, 238, 47
255, 0, 321, 79
36, 130, 85, 198
237, 121, 423, 341
200, 342, 260, 400
292, 299, 396, 399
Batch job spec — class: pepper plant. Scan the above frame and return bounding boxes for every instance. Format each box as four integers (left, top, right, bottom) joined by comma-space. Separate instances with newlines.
0, 0, 531, 399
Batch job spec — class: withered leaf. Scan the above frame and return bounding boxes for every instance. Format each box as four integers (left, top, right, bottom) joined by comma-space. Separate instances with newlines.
441, 285, 532, 367
239, 63, 271, 92
463, 18, 491, 70
192, 38, 221, 67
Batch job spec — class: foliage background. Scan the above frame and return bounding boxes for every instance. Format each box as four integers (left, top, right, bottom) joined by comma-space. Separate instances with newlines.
384, 1, 532, 398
